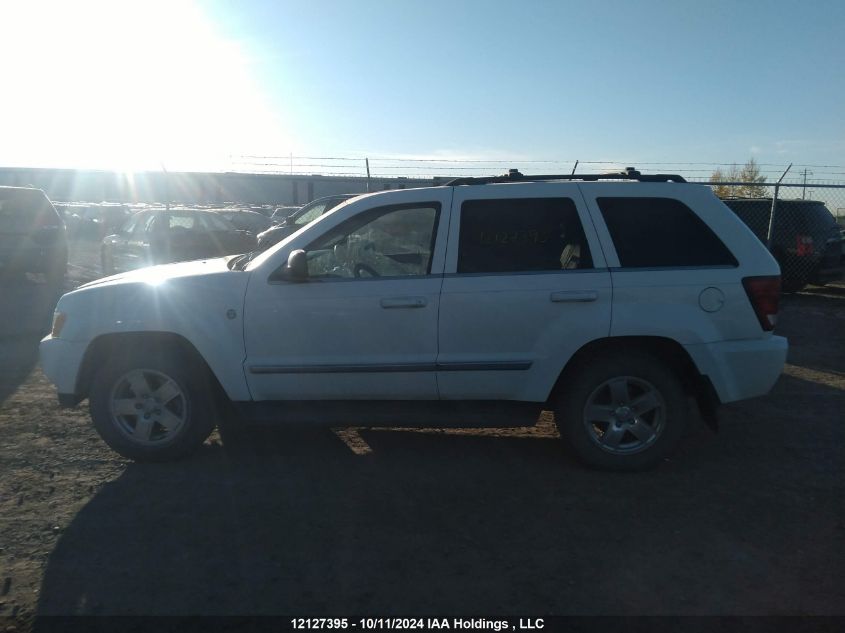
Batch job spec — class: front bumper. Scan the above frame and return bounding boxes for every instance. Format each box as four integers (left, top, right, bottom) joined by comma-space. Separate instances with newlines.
39, 335, 88, 400
684, 336, 788, 404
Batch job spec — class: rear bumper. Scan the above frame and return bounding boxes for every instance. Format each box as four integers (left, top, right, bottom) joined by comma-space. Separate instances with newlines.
684, 336, 788, 404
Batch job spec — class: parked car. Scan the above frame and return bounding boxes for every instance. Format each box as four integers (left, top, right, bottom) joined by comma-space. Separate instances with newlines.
214, 209, 274, 235
65, 204, 132, 240
722, 198, 842, 292
269, 206, 302, 222
840, 226, 845, 262
258, 194, 359, 249
41, 169, 787, 470
0, 186, 67, 285
100, 209, 256, 275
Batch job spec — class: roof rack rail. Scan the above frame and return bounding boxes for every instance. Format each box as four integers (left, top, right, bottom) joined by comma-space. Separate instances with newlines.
444, 167, 687, 186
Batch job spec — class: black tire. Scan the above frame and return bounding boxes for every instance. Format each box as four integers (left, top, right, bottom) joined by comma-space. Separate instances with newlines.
89, 347, 217, 461
554, 351, 688, 471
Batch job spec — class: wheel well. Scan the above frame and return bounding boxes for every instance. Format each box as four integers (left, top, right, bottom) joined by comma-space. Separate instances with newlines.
75, 332, 228, 406
547, 336, 716, 409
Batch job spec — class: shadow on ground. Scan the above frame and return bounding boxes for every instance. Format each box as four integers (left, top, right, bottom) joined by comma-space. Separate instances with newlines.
35, 370, 843, 617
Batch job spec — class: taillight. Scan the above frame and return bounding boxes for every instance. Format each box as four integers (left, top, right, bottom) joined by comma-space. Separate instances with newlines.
796, 234, 814, 256
742, 276, 781, 331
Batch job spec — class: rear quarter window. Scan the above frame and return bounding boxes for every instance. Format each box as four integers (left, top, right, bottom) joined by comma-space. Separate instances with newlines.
598, 197, 738, 268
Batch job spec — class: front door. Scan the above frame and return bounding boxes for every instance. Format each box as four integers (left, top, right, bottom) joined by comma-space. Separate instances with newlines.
243, 190, 451, 401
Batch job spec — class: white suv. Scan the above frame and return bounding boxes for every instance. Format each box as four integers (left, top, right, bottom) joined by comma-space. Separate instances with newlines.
40, 170, 787, 470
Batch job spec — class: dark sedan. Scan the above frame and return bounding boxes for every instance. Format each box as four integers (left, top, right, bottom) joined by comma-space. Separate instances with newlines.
257, 194, 359, 250
101, 209, 256, 276
215, 209, 275, 235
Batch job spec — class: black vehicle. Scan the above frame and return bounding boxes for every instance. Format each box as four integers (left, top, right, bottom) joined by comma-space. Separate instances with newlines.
66, 204, 132, 240
101, 209, 256, 276
269, 205, 302, 222
0, 186, 67, 285
215, 209, 274, 235
722, 198, 842, 292
840, 226, 845, 263
257, 194, 359, 250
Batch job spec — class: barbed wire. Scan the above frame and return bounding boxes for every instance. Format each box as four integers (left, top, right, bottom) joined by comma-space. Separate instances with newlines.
232, 154, 844, 169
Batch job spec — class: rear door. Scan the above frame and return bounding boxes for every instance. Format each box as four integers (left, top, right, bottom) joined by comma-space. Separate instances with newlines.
436, 183, 612, 402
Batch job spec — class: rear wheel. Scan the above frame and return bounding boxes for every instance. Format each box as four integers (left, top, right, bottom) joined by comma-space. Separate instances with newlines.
89, 348, 216, 461
555, 352, 688, 471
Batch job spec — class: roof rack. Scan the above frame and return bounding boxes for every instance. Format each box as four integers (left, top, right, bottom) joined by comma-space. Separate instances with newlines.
444, 167, 687, 186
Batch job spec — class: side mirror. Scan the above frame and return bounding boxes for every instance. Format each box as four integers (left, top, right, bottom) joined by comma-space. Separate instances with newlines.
283, 249, 308, 282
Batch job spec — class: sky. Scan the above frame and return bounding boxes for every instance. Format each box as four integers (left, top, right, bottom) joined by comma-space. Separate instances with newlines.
1, 0, 843, 181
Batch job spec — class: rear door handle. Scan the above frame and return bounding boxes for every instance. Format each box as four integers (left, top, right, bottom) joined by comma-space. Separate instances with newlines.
380, 296, 428, 309
550, 290, 598, 303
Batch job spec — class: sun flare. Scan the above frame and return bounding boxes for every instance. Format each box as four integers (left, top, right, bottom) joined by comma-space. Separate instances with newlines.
0, 0, 295, 172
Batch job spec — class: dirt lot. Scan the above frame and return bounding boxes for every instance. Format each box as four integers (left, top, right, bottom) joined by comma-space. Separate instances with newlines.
1, 241, 843, 626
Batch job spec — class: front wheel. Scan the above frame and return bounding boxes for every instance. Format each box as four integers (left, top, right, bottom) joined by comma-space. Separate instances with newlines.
89, 349, 216, 461
554, 352, 688, 471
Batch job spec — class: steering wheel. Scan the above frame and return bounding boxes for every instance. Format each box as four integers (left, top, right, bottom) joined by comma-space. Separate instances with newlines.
354, 262, 380, 278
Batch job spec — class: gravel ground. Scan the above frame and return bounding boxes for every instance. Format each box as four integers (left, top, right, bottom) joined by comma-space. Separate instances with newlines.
1, 241, 843, 628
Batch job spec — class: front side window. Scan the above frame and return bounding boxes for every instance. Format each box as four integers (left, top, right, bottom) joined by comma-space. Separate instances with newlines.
457, 197, 593, 274
598, 197, 738, 268
305, 204, 440, 279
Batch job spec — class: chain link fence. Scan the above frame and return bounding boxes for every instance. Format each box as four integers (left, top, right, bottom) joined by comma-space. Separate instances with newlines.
706, 182, 844, 291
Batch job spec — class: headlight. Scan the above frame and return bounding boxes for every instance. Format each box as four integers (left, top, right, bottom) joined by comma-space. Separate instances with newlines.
51, 311, 67, 338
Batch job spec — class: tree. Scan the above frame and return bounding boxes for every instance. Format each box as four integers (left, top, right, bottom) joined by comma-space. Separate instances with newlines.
710, 158, 768, 198
738, 157, 767, 198
709, 168, 732, 198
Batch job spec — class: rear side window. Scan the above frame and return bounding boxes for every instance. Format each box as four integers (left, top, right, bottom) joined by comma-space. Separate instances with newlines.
457, 198, 593, 273
598, 197, 737, 268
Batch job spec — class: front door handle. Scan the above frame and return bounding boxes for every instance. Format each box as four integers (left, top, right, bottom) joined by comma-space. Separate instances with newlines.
380, 296, 428, 309
550, 290, 598, 303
